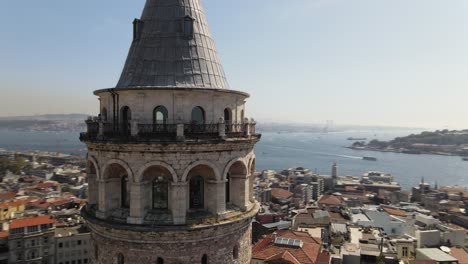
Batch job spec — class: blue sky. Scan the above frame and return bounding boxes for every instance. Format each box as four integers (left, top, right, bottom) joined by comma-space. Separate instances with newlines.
1, 0, 467, 128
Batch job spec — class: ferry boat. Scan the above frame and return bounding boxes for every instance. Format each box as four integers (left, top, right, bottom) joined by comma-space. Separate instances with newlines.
363, 156, 377, 161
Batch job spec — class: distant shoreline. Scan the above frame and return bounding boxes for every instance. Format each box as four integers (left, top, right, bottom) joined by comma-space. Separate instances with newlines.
346, 146, 457, 157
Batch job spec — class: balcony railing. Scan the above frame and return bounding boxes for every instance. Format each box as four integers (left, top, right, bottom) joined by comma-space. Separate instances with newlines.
80, 118, 259, 142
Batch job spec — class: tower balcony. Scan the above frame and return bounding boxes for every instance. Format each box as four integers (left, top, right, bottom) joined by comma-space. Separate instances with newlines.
80, 117, 259, 143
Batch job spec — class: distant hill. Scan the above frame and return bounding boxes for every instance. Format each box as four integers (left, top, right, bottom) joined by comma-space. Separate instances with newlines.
350, 129, 468, 156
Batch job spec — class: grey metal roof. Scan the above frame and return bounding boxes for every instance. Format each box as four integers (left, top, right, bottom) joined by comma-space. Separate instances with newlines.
116, 0, 230, 90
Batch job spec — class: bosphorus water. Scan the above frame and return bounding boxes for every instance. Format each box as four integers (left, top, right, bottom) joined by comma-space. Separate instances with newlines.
0, 129, 466, 190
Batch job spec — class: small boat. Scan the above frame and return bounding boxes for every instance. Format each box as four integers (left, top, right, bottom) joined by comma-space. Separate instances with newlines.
363, 157, 377, 161
462, 157, 468, 161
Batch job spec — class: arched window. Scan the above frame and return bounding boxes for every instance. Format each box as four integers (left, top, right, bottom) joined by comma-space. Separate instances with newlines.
157, 257, 164, 264
190, 176, 204, 209
183, 16, 194, 39
224, 108, 232, 132
94, 244, 99, 260
191, 106, 205, 124
226, 173, 231, 203
224, 108, 231, 123
117, 253, 124, 264
101, 107, 108, 121
153, 176, 169, 209
233, 245, 239, 259
201, 254, 208, 264
153, 106, 168, 125
121, 106, 131, 132
121, 176, 130, 208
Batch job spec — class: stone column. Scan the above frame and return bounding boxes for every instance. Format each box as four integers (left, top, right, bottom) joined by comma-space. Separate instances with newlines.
170, 182, 187, 225
96, 178, 121, 219
206, 180, 226, 215
248, 174, 255, 202
244, 118, 251, 136
98, 121, 104, 137
87, 174, 98, 205
127, 182, 145, 224
131, 120, 139, 136
176, 124, 185, 141
218, 118, 226, 138
230, 174, 249, 211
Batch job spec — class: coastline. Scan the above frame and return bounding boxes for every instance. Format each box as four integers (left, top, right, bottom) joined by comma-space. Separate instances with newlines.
346, 146, 458, 157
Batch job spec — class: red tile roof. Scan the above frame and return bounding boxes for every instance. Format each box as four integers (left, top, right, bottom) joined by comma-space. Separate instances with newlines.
0, 200, 27, 209
10, 215, 54, 229
0, 192, 16, 200
0, 231, 9, 238
450, 247, 468, 264
318, 195, 343, 206
252, 230, 322, 264
382, 207, 407, 217
271, 188, 294, 200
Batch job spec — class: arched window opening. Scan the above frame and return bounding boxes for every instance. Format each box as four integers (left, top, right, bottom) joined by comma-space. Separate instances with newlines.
88, 161, 97, 175
153, 106, 168, 125
233, 245, 239, 259
224, 108, 232, 132
183, 16, 194, 39
226, 173, 231, 203
157, 257, 164, 264
117, 253, 124, 264
121, 106, 132, 133
94, 244, 99, 260
201, 254, 208, 264
191, 106, 205, 124
190, 176, 204, 209
224, 108, 231, 123
121, 176, 130, 208
101, 108, 108, 121
153, 176, 169, 209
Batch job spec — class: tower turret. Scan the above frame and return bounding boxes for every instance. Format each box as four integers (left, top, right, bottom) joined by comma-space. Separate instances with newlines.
80, 1, 260, 263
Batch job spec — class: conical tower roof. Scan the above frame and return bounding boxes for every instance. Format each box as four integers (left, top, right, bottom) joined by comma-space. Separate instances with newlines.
116, 0, 230, 90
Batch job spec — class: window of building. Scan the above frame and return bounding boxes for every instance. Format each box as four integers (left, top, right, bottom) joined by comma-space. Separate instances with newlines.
117, 253, 124, 264
190, 176, 204, 209
201, 254, 208, 264
183, 16, 194, 39
17, 253, 22, 261
94, 245, 98, 260
153, 106, 168, 125
133, 19, 144, 41
157, 257, 164, 264
31, 239, 35, 246
153, 176, 169, 209
121, 175, 130, 208
226, 173, 231, 203
402, 247, 408, 257
44, 236, 49, 243
59, 242, 63, 248
27, 225, 39, 233
233, 245, 239, 259
16, 241, 22, 248
77, 240, 81, 245
191, 106, 205, 124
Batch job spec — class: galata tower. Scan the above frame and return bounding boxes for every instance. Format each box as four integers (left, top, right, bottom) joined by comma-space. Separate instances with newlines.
80, 0, 260, 263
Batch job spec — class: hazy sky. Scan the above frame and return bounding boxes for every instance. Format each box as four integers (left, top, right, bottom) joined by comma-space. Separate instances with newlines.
1, 0, 467, 129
